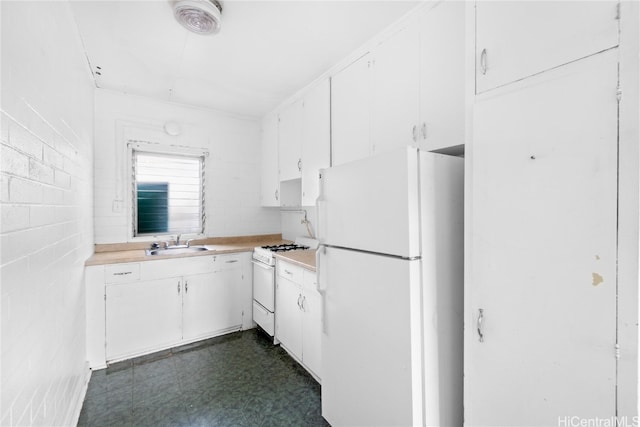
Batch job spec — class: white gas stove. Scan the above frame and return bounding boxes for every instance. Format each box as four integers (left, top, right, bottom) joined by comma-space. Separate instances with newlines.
252, 237, 319, 266
252, 237, 318, 341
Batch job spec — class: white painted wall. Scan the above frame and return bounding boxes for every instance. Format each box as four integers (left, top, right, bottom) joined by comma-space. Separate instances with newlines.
281, 207, 317, 242
0, 1, 95, 426
94, 89, 280, 243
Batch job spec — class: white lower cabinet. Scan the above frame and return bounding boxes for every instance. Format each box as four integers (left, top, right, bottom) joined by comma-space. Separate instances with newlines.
276, 275, 303, 357
182, 267, 243, 342
275, 260, 321, 379
106, 277, 183, 361
300, 270, 321, 377
87, 252, 252, 366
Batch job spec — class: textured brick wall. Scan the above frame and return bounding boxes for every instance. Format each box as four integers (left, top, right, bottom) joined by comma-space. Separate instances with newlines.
1, 2, 94, 425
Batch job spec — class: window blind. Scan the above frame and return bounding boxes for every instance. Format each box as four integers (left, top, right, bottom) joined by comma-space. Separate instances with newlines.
132, 150, 205, 236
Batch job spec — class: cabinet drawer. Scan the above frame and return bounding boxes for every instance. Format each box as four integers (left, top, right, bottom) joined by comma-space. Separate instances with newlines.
105, 263, 140, 284
277, 261, 303, 283
212, 254, 244, 271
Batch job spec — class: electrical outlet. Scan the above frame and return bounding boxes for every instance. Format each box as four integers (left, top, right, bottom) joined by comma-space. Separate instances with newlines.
112, 200, 123, 213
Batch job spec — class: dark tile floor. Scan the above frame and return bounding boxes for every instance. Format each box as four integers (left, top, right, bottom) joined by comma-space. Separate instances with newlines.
78, 329, 330, 427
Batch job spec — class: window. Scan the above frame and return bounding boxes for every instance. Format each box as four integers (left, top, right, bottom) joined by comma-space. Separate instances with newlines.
132, 149, 205, 236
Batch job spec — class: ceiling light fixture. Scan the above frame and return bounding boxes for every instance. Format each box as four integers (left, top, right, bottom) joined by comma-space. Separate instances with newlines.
172, 0, 223, 35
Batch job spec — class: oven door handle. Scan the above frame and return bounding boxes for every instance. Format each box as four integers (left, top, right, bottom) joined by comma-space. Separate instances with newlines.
252, 260, 274, 270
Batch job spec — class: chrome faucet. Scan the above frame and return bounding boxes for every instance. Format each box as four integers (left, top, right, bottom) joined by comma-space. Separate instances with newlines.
176, 234, 181, 246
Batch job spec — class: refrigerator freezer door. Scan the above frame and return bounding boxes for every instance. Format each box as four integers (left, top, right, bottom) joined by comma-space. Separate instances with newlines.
318, 146, 420, 258
319, 246, 424, 426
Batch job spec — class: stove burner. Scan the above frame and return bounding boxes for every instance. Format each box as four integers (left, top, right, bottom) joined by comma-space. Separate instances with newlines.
261, 244, 309, 252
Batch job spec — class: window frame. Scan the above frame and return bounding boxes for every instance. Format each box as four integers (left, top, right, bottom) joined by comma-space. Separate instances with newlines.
128, 141, 208, 239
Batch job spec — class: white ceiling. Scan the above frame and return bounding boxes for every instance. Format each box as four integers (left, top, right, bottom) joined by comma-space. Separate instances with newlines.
70, 0, 419, 117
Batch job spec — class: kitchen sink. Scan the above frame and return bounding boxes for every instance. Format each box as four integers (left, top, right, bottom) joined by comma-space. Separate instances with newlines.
146, 246, 210, 256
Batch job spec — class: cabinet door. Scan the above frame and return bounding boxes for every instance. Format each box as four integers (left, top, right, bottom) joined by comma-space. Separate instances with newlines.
466, 51, 618, 426
418, 1, 465, 152
302, 271, 322, 378
183, 269, 243, 342
476, 1, 619, 93
371, 23, 420, 156
278, 99, 303, 181
106, 277, 182, 361
301, 79, 330, 206
275, 276, 302, 359
261, 112, 280, 207
237, 252, 253, 330
331, 53, 372, 166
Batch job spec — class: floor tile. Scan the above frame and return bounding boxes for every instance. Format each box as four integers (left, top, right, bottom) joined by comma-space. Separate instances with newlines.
78, 329, 329, 426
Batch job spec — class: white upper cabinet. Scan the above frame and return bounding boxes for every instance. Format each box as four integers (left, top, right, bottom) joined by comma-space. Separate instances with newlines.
278, 98, 303, 181
475, 1, 619, 93
271, 79, 330, 206
331, 2, 466, 165
301, 79, 331, 206
417, 0, 465, 152
266, 0, 468, 180
331, 53, 373, 167
261, 112, 280, 207
371, 22, 420, 156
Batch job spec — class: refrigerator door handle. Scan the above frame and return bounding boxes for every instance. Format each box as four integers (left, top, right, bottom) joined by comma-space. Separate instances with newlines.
316, 246, 326, 294
316, 168, 326, 245
317, 245, 327, 333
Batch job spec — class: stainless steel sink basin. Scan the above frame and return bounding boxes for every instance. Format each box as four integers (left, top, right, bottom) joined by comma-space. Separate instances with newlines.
146, 246, 210, 256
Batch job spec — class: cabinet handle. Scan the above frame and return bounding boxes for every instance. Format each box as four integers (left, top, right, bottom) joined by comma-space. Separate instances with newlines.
301, 296, 306, 312
477, 308, 484, 342
297, 294, 303, 310
421, 122, 427, 140
275, 189, 279, 201
226, 260, 238, 264
113, 271, 132, 276
412, 125, 418, 142
284, 269, 292, 276
297, 159, 302, 172
177, 282, 181, 294
185, 281, 188, 293
480, 48, 488, 75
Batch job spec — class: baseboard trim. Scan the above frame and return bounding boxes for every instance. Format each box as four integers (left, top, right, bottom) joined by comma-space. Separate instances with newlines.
63, 362, 91, 427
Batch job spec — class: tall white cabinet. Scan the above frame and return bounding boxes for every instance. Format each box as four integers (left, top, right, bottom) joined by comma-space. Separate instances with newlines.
465, 2, 626, 425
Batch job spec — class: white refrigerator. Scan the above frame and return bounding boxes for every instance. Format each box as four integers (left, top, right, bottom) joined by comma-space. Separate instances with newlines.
316, 146, 463, 426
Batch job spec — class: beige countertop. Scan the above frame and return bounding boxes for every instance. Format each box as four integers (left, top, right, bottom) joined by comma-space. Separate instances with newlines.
274, 249, 317, 271
85, 234, 288, 266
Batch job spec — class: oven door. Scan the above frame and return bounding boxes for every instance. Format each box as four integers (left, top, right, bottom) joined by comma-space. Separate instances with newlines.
252, 260, 275, 312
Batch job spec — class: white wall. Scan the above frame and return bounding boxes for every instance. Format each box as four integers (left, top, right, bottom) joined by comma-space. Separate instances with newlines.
94, 89, 280, 243
0, 1, 95, 426
281, 207, 317, 242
